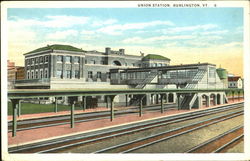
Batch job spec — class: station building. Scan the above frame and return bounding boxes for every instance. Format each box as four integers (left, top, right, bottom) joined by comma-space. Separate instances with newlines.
14, 44, 229, 109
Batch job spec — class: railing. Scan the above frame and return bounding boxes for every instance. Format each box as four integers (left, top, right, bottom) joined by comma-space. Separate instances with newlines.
158, 78, 194, 84
185, 70, 206, 89
15, 78, 50, 84
189, 94, 198, 109
135, 71, 158, 89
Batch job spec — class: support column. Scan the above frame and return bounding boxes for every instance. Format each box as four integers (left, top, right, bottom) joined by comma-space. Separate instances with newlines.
177, 94, 180, 110
11, 99, 19, 137
207, 95, 211, 107
106, 96, 109, 108
82, 96, 86, 111
71, 101, 75, 128
139, 96, 144, 117
110, 95, 115, 121
232, 91, 235, 102
18, 100, 21, 117
160, 94, 164, 113
214, 95, 217, 106
165, 93, 168, 103
146, 94, 151, 106
125, 94, 128, 107
54, 97, 58, 113
198, 96, 202, 109
69, 97, 77, 128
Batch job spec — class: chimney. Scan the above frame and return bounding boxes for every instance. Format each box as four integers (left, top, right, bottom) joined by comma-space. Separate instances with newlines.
105, 47, 111, 55
119, 49, 125, 55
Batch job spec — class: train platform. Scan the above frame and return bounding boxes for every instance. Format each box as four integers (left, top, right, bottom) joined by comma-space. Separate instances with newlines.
8, 100, 243, 147
7, 106, 137, 121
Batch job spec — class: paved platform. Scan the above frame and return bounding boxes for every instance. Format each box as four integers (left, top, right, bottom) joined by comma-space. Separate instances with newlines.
7, 106, 137, 121
8, 100, 244, 147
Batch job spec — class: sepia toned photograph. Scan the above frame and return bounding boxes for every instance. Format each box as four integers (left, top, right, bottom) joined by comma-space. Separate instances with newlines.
1, 1, 249, 161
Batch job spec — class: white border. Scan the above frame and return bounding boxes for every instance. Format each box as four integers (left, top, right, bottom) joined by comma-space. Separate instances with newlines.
1, 1, 250, 161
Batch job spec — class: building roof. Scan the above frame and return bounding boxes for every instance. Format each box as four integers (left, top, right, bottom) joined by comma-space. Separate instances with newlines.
24, 44, 85, 55
228, 76, 241, 81
142, 54, 170, 61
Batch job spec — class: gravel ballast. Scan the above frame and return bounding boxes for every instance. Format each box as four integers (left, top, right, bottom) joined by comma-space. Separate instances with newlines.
63, 107, 243, 153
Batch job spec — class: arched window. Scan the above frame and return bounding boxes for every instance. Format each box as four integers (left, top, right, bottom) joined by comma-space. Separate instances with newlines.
113, 60, 122, 66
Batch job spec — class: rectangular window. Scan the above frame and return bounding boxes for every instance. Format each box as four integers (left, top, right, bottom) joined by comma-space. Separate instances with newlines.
75, 70, 80, 79
88, 71, 93, 79
57, 55, 63, 62
66, 70, 71, 78
74, 57, 80, 63
27, 71, 30, 79
31, 71, 34, 79
56, 70, 63, 79
35, 58, 39, 64
90, 60, 95, 64
35, 71, 38, 79
44, 69, 48, 78
26, 59, 29, 66
97, 72, 101, 79
40, 70, 43, 78
45, 56, 49, 62
65, 56, 71, 63
40, 56, 44, 63
31, 58, 35, 65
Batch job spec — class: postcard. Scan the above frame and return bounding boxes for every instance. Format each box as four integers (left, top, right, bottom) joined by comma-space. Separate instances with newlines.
1, 1, 249, 161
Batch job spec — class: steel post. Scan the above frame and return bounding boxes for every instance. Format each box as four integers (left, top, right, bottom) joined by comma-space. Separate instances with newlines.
125, 94, 128, 107
110, 96, 115, 121
160, 94, 164, 113
18, 100, 21, 117
54, 97, 58, 113
82, 96, 86, 111
12, 99, 19, 137
139, 97, 143, 117
106, 96, 109, 109
71, 101, 75, 128
177, 94, 180, 110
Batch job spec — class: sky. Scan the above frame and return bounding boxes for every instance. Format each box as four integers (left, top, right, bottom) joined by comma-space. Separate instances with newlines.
7, 8, 243, 76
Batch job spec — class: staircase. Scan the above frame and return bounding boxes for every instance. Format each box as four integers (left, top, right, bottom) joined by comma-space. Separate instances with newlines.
185, 70, 206, 89
135, 71, 158, 89
180, 94, 198, 109
129, 95, 140, 106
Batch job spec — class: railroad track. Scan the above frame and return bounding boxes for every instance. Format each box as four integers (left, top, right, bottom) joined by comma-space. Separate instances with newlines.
185, 125, 243, 153
94, 110, 243, 153
8, 104, 176, 132
9, 103, 243, 153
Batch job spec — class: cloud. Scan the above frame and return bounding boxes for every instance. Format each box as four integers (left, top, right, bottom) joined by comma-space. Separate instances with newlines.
222, 42, 243, 48
8, 15, 90, 28
81, 30, 96, 35
46, 30, 78, 40
201, 30, 228, 35
122, 35, 194, 44
91, 18, 118, 27
8, 30, 36, 43
44, 15, 90, 28
98, 20, 174, 35
163, 24, 218, 34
